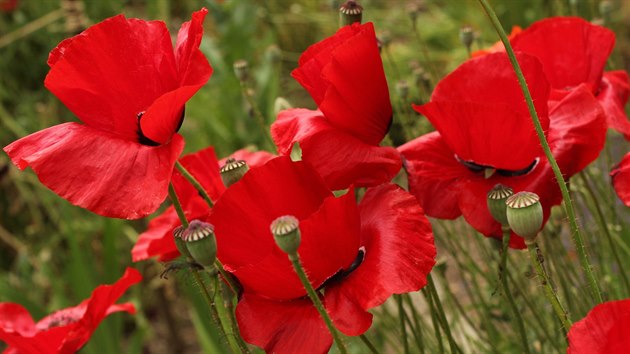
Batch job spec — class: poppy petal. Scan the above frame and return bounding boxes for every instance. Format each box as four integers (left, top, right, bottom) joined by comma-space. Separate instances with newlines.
567, 299, 630, 354
211, 157, 331, 269
598, 71, 630, 139
44, 15, 179, 141
272, 108, 401, 190
132, 206, 181, 262
326, 184, 436, 314
0, 304, 36, 336
235, 293, 332, 354
612, 153, 630, 207
218, 148, 276, 168
398, 131, 465, 219
3, 123, 184, 219
231, 191, 361, 300
292, 23, 391, 146
511, 17, 614, 91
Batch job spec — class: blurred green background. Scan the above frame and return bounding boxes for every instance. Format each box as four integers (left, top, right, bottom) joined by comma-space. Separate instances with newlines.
1, 0, 630, 353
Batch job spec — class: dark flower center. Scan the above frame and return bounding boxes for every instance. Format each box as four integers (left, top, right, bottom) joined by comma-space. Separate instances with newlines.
136, 107, 186, 146
456, 155, 539, 177
318, 247, 365, 290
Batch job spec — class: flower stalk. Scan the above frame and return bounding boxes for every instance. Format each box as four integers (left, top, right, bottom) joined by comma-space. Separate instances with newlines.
477, 0, 603, 304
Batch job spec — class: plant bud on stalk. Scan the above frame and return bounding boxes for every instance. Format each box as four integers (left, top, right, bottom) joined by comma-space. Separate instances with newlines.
220, 158, 249, 187
270, 215, 301, 256
487, 184, 514, 225
459, 25, 474, 52
339, 0, 363, 27
233, 59, 249, 82
182, 220, 217, 267
506, 191, 543, 243
599, 0, 612, 22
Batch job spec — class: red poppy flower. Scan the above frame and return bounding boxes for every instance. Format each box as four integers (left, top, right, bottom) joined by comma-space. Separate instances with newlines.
0, 0, 18, 12
399, 52, 606, 247
611, 152, 630, 207
0, 267, 141, 354
3, 9, 212, 219
132, 147, 275, 262
209, 156, 436, 353
271, 22, 401, 191
567, 299, 630, 354
489, 17, 630, 139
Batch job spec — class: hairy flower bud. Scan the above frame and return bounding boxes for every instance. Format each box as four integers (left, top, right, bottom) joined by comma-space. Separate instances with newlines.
220, 157, 249, 187
182, 220, 217, 267
487, 184, 513, 225
339, 0, 363, 27
506, 191, 543, 243
270, 215, 301, 255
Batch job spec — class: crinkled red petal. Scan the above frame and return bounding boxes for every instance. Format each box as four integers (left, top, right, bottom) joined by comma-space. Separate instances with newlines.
272, 108, 401, 190
132, 207, 181, 262
598, 71, 630, 139
567, 299, 630, 354
511, 16, 615, 92
612, 153, 630, 207
3, 123, 184, 219
235, 293, 332, 354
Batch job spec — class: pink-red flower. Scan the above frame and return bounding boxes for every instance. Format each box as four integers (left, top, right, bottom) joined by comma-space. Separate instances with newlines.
399, 52, 606, 247
484, 17, 630, 139
3, 9, 212, 219
271, 22, 401, 191
567, 299, 630, 354
132, 147, 275, 262
0, 268, 141, 354
611, 152, 630, 207
209, 156, 436, 353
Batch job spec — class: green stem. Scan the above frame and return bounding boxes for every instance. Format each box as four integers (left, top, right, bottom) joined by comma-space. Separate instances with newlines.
239, 82, 275, 150
426, 274, 461, 354
499, 228, 531, 354
477, 0, 603, 304
422, 288, 445, 354
288, 253, 348, 354
220, 280, 251, 354
359, 334, 379, 354
396, 295, 410, 354
168, 185, 237, 353
527, 242, 573, 332
175, 161, 214, 208
403, 294, 426, 353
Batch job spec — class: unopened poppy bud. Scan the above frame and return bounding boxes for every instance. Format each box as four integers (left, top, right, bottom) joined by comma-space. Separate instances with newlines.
396, 80, 409, 100
270, 215, 301, 255
487, 184, 513, 225
339, 0, 363, 27
459, 25, 474, 51
182, 220, 217, 267
265, 44, 282, 63
506, 191, 543, 243
599, 0, 612, 19
233, 59, 249, 82
173, 225, 190, 257
220, 157, 249, 187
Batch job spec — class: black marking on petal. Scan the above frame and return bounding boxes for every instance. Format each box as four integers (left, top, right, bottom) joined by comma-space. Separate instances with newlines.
455, 154, 538, 177
318, 247, 366, 290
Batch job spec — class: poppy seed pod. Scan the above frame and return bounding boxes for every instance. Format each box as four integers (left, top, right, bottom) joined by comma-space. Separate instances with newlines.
270, 215, 301, 255
506, 191, 543, 243
339, 0, 363, 27
182, 220, 217, 267
233, 59, 249, 82
172, 225, 190, 258
220, 157, 249, 187
487, 184, 514, 225
459, 25, 474, 50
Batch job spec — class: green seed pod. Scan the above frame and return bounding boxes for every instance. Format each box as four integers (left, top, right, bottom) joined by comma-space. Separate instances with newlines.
220, 158, 249, 187
506, 191, 543, 243
339, 0, 363, 27
270, 215, 301, 255
233, 59, 249, 82
486, 184, 514, 226
173, 225, 190, 258
182, 220, 217, 267
459, 25, 474, 50
396, 80, 409, 100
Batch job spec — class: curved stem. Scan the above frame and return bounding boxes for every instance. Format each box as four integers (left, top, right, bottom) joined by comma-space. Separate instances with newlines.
288, 252, 348, 354
426, 274, 461, 354
527, 242, 573, 332
477, 0, 603, 304
499, 228, 531, 354
396, 295, 410, 354
239, 82, 276, 151
175, 161, 214, 208
359, 334, 379, 354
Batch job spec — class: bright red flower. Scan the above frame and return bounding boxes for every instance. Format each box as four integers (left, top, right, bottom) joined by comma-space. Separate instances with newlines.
399, 52, 606, 247
209, 156, 436, 353
0, 0, 18, 12
567, 299, 630, 354
506, 17, 630, 139
3, 9, 212, 219
271, 22, 401, 190
0, 268, 141, 354
611, 152, 630, 207
132, 147, 275, 262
